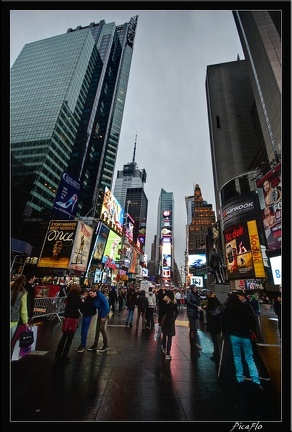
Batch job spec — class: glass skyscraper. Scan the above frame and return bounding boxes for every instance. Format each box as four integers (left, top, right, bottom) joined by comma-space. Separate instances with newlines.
11, 16, 138, 245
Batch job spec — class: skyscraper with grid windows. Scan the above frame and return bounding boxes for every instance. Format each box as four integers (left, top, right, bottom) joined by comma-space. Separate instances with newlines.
11, 16, 138, 256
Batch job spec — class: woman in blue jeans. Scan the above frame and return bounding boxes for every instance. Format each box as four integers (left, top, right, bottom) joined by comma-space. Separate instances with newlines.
222, 290, 263, 390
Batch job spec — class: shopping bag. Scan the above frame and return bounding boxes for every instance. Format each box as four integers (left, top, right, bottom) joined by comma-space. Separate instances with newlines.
154, 323, 161, 341
62, 317, 78, 333
11, 339, 31, 361
19, 328, 34, 347
29, 325, 38, 352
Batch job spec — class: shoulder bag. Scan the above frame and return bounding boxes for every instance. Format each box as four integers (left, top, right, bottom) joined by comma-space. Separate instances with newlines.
62, 317, 79, 333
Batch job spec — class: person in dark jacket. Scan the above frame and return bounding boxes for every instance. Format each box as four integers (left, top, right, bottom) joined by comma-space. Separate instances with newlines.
108, 286, 118, 313
87, 287, 110, 352
160, 290, 178, 360
125, 288, 137, 327
135, 290, 149, 329
221, 290, 263, 390
75, 289, 97, 352
205, 291, 222, 362
156, 286, 167, 325
186, 285, 202, 350
55, 283, 83, 364
24, 273, 36, 322
249, 294, 260, 316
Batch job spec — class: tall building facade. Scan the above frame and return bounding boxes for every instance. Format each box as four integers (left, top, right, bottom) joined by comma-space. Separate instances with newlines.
185, 195, 194, 226
233, 11, 281, 167
206, 59, 267, 217
155, 189, 174, 283
11, 16, 138, 253
113, 135, 147, 209
187, 184, 216, 254
113, 136, 148, 252
206, 11, 282, 291
206, 11, 281, 219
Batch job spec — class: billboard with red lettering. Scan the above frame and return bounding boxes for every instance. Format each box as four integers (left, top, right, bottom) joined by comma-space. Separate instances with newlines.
224, 220, 265, 280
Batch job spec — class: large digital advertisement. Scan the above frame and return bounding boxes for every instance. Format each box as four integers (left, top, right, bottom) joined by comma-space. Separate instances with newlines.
69, 222, 93, 272
161, 237, 172, 279
100, 186, 124, 233
52, 172, 80, 219
256, 163, 281, 251
102, 229, 121, 267
224, 220, 265, 279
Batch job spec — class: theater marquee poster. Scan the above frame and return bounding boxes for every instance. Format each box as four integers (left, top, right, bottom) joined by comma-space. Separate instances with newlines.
38, 220, 78, 268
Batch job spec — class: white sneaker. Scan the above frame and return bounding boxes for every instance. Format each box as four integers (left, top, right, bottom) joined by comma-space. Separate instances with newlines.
165, 354, 172, 360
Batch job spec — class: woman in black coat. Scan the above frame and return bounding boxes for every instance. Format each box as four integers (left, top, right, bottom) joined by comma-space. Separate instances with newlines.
55, 283, 83, 364
205, 291, 222, 362
160, 290, 178, 361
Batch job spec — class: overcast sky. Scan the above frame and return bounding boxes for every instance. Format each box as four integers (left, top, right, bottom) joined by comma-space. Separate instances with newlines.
10, 8, 245, 268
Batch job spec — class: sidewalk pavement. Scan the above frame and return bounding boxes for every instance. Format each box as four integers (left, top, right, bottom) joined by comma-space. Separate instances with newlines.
9, 304, 286, 429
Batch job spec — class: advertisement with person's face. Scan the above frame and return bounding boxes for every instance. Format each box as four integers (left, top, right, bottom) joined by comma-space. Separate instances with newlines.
256, 163, 281, 251
69, 221, 93, 271
102, 230, 121, 265
92, 223, 110, 261
101, 186, 124, 232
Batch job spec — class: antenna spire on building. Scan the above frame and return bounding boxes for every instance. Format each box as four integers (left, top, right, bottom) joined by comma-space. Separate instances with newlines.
132, 133, 137, 164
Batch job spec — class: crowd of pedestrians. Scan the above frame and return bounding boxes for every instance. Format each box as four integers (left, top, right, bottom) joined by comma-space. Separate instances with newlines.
10, 275, 281, 391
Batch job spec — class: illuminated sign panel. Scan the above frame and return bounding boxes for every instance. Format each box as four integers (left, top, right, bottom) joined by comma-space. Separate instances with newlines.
101, 187, 124, 232
256, 163, 281, 251
53, 172, 80, 219
270, 255, 281, 285
161, 237, 172, 278
38, 220, 78, 268
188, 254, 206, 274
69, 222, 93, 272
224, 221, 265, 279
102, 229, 121, 267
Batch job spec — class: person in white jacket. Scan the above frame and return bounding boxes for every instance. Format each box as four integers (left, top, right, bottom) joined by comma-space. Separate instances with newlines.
146, 287, 157, 331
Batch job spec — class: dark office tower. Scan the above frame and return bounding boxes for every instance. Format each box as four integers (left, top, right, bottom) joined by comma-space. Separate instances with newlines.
233, 11, 281, 166
113, 135, 147, 209
11, 16, 138, 235
206, 59, 267, 216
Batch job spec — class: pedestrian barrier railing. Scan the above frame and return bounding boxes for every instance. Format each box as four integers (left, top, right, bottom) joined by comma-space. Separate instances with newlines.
32, 296, 67, 321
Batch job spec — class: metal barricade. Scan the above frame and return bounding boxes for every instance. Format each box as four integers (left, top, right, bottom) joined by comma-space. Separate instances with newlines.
32, 296, 67, 321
